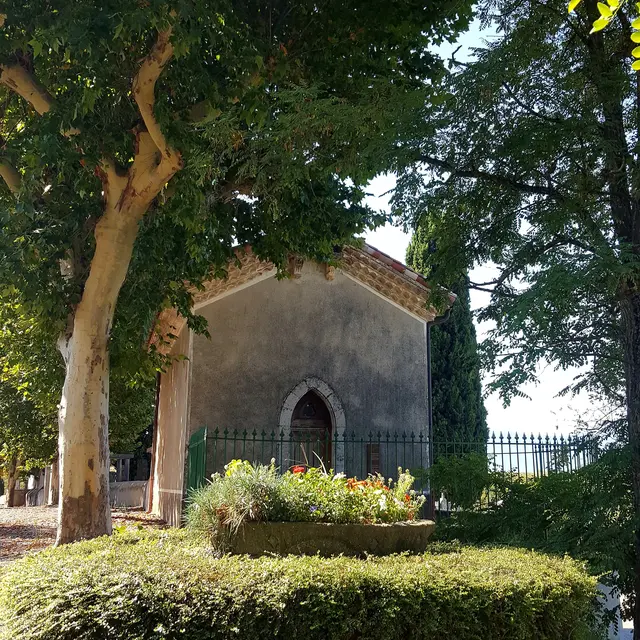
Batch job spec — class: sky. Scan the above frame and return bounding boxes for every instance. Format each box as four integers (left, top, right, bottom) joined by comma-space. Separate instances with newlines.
361, 22, 593, 438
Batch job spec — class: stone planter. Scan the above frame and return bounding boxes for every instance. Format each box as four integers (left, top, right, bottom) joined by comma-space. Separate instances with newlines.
229, 520, 435, 556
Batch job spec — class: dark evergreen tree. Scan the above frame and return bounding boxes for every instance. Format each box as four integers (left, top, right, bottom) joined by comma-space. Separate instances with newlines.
407, 228, 488, 444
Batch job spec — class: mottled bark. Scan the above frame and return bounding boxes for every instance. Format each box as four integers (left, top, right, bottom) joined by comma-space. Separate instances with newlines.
47, 455, 59, 506
5, 454, 18, 507
585, 9, 640, 633
56, 206, 142, 543
0, 24, 181, 544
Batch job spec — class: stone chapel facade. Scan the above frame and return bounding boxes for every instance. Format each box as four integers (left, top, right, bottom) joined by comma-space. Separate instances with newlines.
149, 244, 443, 526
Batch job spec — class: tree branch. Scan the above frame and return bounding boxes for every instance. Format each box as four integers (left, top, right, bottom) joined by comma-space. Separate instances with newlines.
467, 283, 517, 297
0, 160, 20, 194
0, 63, 53, 115
419, 154, 563, 198
501, 82, 563, 124
110, 23, 183, 218
132, 24, 177, 161
0, 23, 183, 214
97, 157, 128, 208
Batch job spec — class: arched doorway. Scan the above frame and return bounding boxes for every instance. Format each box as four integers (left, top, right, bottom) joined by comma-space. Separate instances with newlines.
279, 377, 346, 472
290, 390, 332, 469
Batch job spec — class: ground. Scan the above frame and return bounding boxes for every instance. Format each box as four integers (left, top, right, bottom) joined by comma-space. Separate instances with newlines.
0, 505, 166, 567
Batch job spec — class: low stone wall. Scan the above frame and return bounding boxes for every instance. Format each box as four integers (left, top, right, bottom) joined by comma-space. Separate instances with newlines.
109, 481, 148, 508
229, 520, 436, 556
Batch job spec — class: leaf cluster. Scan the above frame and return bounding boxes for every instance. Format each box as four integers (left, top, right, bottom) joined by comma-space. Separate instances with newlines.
435, 444, 634, 617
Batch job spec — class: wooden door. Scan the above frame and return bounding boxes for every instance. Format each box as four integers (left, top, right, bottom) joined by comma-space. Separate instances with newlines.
290, 391, 332, 470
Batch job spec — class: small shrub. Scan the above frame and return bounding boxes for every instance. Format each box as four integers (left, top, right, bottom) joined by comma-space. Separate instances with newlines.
185, 459, 284, 544
186, 461, 425, 546
0, 530, 601, 640
427, 452, 491, 510
435, 445, 634, 621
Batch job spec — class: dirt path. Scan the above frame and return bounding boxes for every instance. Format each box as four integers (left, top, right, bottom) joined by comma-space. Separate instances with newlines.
0, 506, 166, 567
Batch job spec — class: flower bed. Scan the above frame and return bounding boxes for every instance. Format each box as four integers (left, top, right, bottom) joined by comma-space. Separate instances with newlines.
185, 460, 428, 552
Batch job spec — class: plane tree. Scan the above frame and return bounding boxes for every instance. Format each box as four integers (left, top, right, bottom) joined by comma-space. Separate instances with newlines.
0, 0, 472, 543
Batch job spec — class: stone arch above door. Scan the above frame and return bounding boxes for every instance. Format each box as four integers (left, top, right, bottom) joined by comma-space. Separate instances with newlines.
279, 377, 346, 472
279, 377, 346, 431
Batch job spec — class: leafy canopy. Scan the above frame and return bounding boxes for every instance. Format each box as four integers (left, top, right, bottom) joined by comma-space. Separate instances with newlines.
0, 0, 473, 462
393, 0, 630, 434
0, 293, 155, 468
0, 0, 472, 338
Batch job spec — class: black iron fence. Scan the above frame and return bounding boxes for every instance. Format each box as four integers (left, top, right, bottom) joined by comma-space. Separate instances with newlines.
433, 431, 599, 477
205, 427, 430, 482
197, 428, 599, 513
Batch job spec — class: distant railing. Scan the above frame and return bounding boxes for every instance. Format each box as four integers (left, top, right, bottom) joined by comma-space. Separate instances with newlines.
433, 432, 599, 477
429, 433, 600, 513
198, 428, 599, 514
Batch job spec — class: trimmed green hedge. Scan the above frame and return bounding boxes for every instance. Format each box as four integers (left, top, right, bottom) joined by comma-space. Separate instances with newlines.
0, 531, 599, 640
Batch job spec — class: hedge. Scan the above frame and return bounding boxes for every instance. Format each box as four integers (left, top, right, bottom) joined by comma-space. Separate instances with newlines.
0, 530, 600, 640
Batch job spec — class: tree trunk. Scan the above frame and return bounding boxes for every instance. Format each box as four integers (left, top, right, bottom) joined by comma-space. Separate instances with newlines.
620, 290, 640, 639
147, 372, 161, 512
6, 454, 18, 508
56, 206, 141, 544
48, 455, 59, 506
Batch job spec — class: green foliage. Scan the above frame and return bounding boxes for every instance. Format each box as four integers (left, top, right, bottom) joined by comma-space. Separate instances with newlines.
435, 446, 634, 616
0, 530, 601, 640
428, 452, 491, 510
107, 376, 155, 454
394, 0, 639, 620
0, 293, 155, 462
0, 295, 59, 471
394, 0, 632, 432
0, 0, 473, 340
0, 381, 55, 474
0, 309, 55, 477
0, 0, 474, 478
185, 460, 284, 543
407, 228, 487, 443
185, 461, 425, 547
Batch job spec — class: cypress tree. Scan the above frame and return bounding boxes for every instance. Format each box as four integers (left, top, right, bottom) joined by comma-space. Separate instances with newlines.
407, 229, 487, 444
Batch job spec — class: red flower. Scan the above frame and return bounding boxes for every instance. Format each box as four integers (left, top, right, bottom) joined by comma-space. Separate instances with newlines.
292, 465, 306, 474
404, 494, 411, 503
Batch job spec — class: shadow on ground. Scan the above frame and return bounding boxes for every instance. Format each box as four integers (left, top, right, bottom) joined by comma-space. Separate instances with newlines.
0, 505, 166, 566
